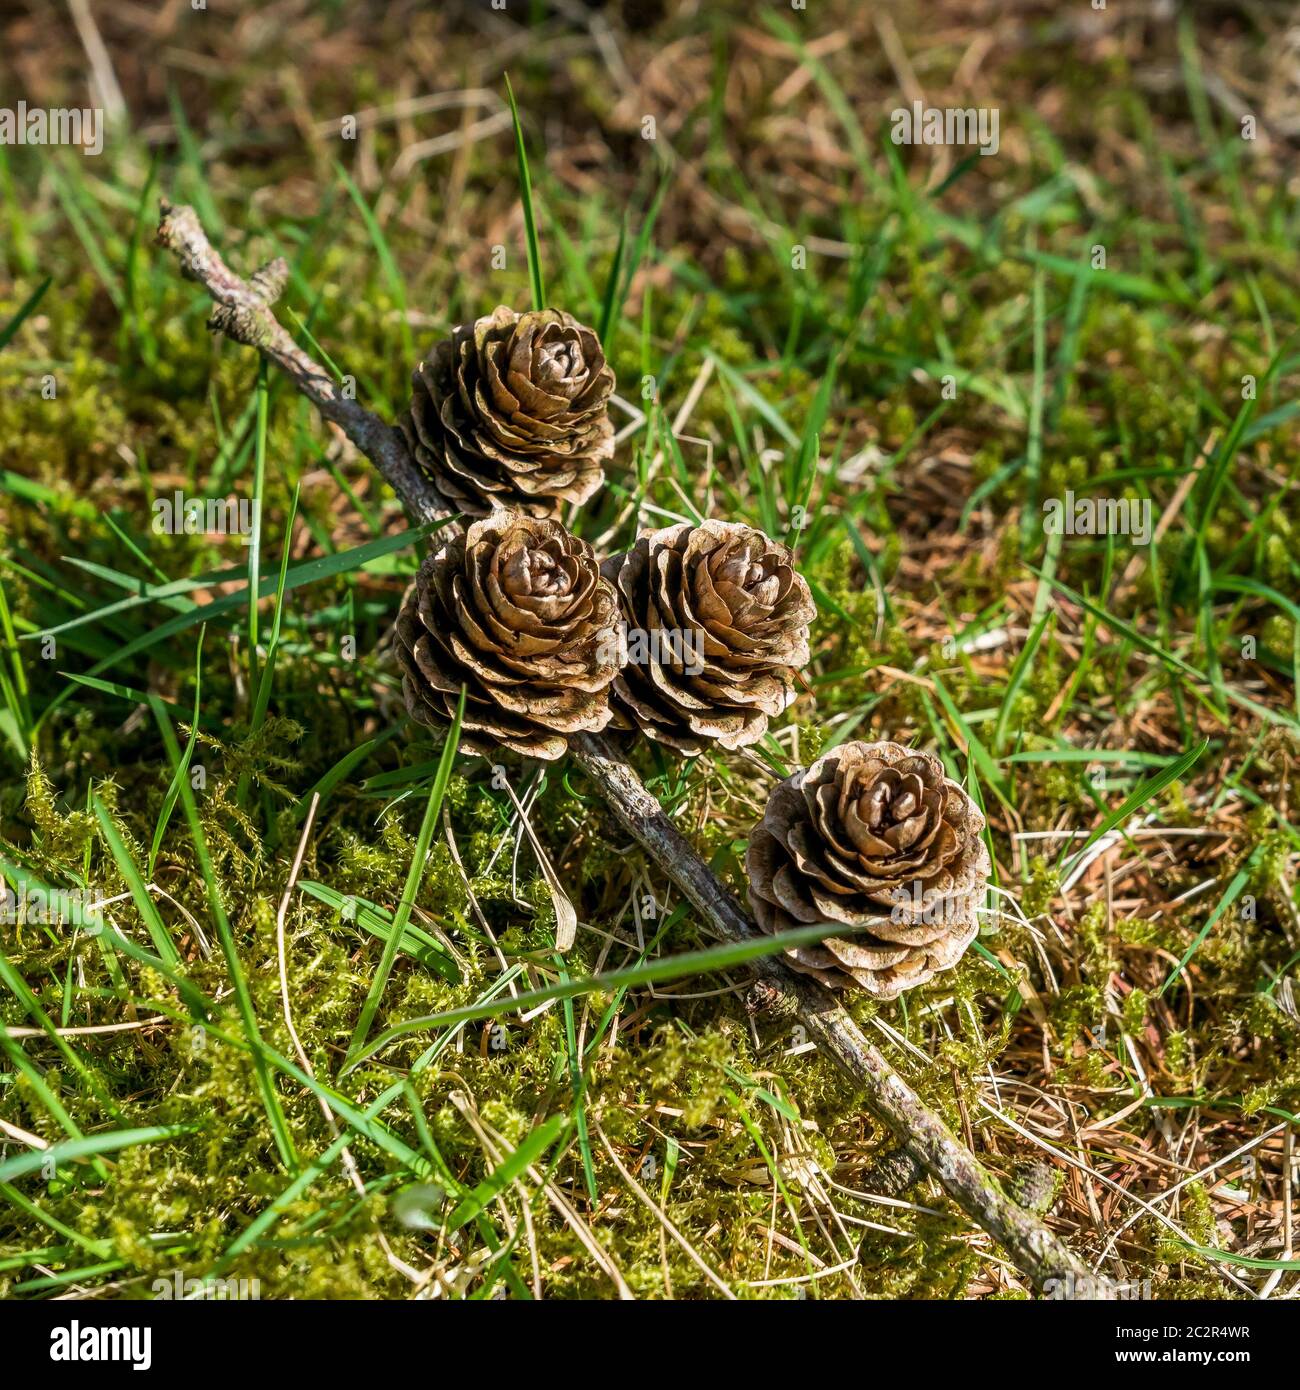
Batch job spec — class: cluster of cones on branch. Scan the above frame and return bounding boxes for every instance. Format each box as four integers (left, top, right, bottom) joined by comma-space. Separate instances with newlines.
392, 305, 989, 999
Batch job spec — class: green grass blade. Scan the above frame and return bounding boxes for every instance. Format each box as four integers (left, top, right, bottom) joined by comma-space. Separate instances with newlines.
445, 1114, 567, 1233
289, 725, 403, 821
344, 918, 882, 1073
246, 359, 269, 694
596, 213, 628, 345
334, 160, 415, 367
92, 796, 181, 967
1172, 1241, 1300, 1273
505, 74, 545, 311
345, 687, 465, 1064
1158, 847, 1261, 997
149, 632, 204, 877
213, 968, 524, 1271
298, 881, 459, 983
0, 1124, 201, 1184
556, 961, 597, 1204
37, 519, 455, 721
1064, 738, 1209, 870
150, 700, 298, 1170
993, 612, 1051, 755
0, 275, 52, 352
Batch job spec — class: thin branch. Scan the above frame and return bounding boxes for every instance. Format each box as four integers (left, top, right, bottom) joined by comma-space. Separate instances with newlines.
154, 198, 1095, 1294
156, 200, 449, 526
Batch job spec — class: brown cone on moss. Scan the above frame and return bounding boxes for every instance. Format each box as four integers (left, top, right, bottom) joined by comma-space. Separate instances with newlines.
395, 514, 625, 760
600, 520, 815, 754
400, 305, 615, 519
746, 741, 990, 999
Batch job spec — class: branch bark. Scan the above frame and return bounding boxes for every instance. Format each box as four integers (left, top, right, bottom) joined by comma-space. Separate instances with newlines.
156, 200, 450, 527
155, 199, 1095, 1294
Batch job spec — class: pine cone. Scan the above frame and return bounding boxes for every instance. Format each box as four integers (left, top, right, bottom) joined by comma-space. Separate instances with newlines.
395, 515, 624, 761
600, 521, 815, 753
401, 306, 615, 519
746, 741, 990, 998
